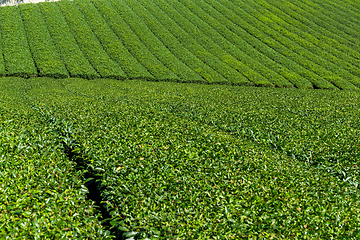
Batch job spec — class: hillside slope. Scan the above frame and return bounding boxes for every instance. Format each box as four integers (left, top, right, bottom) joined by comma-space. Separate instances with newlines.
0, 0, 360, 90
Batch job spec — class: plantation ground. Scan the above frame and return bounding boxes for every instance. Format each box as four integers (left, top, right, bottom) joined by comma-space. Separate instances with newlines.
1, 77, 360, 239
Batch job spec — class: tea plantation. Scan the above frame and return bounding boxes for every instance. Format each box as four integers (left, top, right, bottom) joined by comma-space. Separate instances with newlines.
1, 0, 360, 239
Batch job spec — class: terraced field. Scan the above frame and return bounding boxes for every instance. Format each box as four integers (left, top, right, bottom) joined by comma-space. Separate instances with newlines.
0, 0, 359, 89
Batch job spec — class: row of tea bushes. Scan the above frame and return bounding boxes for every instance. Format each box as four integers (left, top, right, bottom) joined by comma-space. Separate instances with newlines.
229, 0, 360, 89
215, 0, 357, 90
148, 0, 271, 87
116, 0, 219, 84
138, 0, 251, 86
0, 0, 359, 89
0, 77, 111, 239
248, 0, 360, 84
187, 0, 316, 89
108, 0, 204, 83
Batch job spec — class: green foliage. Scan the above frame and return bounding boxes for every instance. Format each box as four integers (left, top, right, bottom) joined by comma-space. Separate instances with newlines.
0, 77, 111, 239
74, 0, 153, 80
214, 0, 342, 90
187, 0, 314, 89
56, 0, 126, 79
0, 6, 37, 78
19, 4, 69, 78
38, 2, 100, 79
249, 0, 360, 88
26, 78, 360, 239
0, 0, 359, 89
